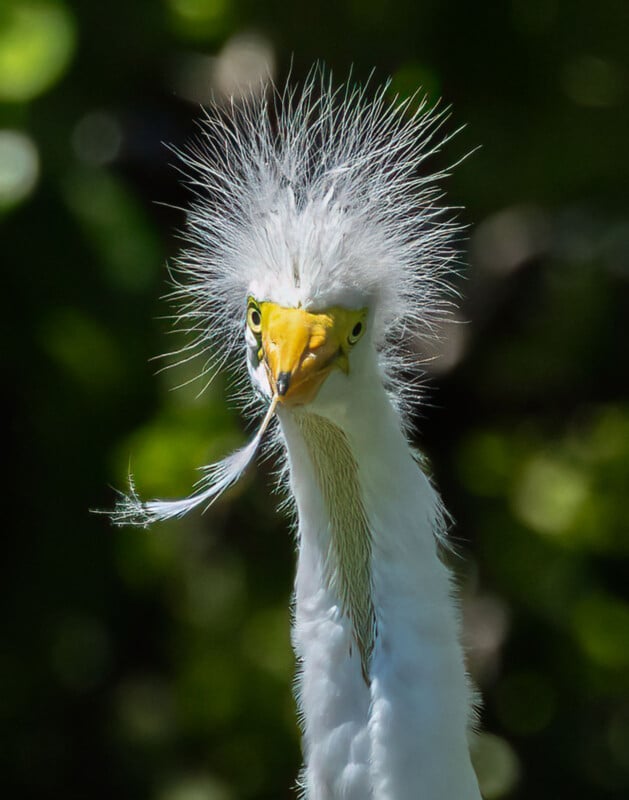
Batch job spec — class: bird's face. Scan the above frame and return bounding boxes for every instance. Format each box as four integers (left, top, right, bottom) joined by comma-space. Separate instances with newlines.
245, 296, 368, 407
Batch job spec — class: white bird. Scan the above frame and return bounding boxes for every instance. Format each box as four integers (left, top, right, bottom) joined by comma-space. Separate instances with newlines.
114, 70, 482, 800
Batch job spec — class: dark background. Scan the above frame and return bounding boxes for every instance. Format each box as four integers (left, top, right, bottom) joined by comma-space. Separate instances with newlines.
3, 1, 629, 798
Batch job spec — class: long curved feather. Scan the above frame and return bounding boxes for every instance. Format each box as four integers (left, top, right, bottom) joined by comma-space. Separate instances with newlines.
110, 395, 278, 527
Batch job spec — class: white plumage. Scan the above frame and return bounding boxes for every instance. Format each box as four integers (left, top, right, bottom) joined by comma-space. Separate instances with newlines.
114, 69, 482, 799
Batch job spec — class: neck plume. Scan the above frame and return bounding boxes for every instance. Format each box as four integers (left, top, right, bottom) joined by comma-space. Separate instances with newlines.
296, 412, 376, 684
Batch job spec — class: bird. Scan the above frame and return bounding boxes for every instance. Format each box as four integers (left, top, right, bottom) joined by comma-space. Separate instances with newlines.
113, 69, 482, 800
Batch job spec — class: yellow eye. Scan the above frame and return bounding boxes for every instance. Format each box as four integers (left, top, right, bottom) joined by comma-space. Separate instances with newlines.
247, 303, 262, 334
347, 319, 365, 345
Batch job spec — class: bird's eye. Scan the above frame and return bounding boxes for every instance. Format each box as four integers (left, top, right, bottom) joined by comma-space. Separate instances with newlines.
247, 305, 262, 334
348, 320, 364, 345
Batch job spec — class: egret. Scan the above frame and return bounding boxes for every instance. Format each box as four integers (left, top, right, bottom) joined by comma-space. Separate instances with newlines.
114, 71, 482, 800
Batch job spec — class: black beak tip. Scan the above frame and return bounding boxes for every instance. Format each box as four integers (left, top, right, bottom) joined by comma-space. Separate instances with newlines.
276, 371, 291, 397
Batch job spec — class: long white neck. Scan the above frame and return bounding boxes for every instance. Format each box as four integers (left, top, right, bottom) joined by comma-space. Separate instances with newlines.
278, 373, 481, 800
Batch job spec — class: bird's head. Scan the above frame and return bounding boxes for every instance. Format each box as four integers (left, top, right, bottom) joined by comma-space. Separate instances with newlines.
171, 71, 459, 429
245, 296, 369, 408
111, 70, 460, 527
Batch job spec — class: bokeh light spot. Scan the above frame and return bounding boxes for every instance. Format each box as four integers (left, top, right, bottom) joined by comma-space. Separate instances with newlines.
171, 31, 275, 103
462, 592, 510, 683
573, 594, 629, 668
562, 55, 625, 108
417, 313, 469, 375
116, 676, 176, 744
0, 0, 76, 102
513, 454, 589, 537
471, 206, 550, 274
212, 32, 275, 99
0, 129, 39, 209
471, 732, 520, 799
165, 0, 231, 41
158, 773, 233, 800
72, 111, 123, 166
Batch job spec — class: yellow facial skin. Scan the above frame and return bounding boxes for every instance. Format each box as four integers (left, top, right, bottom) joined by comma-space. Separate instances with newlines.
247, 298, 367, 406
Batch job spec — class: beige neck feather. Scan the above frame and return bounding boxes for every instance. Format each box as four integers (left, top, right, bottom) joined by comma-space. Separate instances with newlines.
296, 412, 376, 682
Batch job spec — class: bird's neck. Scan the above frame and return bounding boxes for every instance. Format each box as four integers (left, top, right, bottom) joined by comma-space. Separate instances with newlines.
278, 381, 481, 799
281, 379, 453, 672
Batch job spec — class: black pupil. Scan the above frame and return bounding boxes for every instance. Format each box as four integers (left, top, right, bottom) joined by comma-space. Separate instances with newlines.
352, 322, 362, 338
250, 309, 261, 327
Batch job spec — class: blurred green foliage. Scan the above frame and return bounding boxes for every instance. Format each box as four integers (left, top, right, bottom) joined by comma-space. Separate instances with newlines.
2, 0, 628, 798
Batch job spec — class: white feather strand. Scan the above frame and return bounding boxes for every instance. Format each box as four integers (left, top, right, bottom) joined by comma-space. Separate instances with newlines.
111, 395, 279, 527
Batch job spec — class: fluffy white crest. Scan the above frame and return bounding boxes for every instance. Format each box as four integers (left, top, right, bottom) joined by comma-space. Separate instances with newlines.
170, 67, 462, 411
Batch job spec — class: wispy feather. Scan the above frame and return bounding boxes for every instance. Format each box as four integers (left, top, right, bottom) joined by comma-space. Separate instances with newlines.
111, 395, 278, 527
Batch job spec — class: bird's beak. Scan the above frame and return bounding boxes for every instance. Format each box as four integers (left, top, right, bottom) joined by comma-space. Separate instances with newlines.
260, 303, 348, 406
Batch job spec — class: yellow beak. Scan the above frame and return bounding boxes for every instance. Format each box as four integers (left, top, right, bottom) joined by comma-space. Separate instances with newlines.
260, 303, 348, 406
